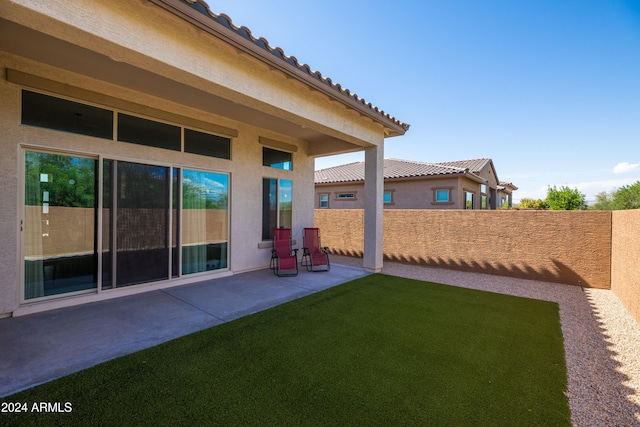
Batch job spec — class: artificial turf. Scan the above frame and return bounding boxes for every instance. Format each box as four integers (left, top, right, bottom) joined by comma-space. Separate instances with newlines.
0, 274, 570, 426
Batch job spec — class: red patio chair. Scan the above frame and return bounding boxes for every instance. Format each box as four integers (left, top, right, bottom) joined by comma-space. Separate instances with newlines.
270, 228, 299, 276
301, 227, 330, 272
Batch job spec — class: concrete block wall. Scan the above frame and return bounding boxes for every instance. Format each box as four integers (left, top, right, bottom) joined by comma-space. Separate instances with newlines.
317, 208, 640, 324
316, 209, 613, 288
611, 210, 640, 323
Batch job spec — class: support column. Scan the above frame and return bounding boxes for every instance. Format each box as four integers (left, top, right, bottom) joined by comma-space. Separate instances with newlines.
363, 143, 384, 273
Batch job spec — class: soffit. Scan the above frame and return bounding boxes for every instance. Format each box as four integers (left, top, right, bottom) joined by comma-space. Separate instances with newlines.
0, 17, 368, 155
150, 0, 410, 138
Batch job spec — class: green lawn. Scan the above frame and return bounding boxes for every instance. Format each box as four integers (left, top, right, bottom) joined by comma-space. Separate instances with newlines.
0, 274, 570, 426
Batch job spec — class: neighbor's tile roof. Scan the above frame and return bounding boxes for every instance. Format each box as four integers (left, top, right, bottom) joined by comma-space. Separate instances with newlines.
315, 158, 486, 184
432, 158, 492, 174
498, 181, 518, 191
177, 0, 409, 133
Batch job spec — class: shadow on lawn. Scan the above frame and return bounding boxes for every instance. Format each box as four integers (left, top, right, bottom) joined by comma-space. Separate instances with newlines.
384, 254, 594, 287
330, 251, 587, 283
331, 249, 603, 288
330, 253, 640, 427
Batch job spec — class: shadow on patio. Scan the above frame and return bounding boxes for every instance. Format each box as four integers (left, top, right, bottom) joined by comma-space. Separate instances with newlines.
0, 263, 368, 398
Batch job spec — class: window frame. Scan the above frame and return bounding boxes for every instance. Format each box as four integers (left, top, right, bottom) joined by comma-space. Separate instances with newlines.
20, 149, 232, 303
319, 193, 330, 209
262, 177, 293, 241
21, 89, 233, 160
383, 190, 394, 205
262, 147, 293, 171
480, 183, 489, 209
432, 187, 454, 206
335, 192, 357, 201
464, 190, 475, 210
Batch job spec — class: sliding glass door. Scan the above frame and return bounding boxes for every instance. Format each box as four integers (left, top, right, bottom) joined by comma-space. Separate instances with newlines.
24, 150, 230, 301
181, 169, 229, 274
24, 151, 98, 299
115, 161, 170, 287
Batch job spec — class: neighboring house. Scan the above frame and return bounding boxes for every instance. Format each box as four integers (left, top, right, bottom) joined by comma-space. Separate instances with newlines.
497, 181, 519, 208
0, 0, 408, 316
315, 158, 517, 210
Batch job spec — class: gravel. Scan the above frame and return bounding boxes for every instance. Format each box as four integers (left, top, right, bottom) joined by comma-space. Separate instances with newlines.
333, 255, 640, 426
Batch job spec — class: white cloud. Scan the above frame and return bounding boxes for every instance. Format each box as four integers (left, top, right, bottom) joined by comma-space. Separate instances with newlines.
512, 185, 549, 204
613, 162, 640, 174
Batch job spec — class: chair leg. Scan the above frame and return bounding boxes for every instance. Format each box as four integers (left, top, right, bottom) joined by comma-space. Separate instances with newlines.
275, 259, 299, 277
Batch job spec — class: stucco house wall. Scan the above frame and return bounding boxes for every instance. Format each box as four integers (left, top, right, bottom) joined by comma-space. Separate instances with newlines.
0, 55, 313, 315
0, 0, 407, 316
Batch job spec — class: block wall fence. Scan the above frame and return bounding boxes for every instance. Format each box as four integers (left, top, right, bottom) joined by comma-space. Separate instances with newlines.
315, 209, 640, 324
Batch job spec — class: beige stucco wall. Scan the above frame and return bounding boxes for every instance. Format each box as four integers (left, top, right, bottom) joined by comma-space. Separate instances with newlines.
611, 210, 640, 324
0, 0, 395, 315
0, 74, 20, 313
0, 51, 316, 315
2, 0, 385, 147
316, 209, 613, 289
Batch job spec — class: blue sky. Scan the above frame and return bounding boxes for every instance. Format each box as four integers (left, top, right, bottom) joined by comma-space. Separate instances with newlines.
213, 0, 640, 203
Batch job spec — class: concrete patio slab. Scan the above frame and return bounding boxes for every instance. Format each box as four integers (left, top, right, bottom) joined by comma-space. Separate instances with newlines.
0, 264, 368, 397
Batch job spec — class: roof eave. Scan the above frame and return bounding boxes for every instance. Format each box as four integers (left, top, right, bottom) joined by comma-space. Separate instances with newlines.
149, 0, 409, 137
464, 171, 487, 184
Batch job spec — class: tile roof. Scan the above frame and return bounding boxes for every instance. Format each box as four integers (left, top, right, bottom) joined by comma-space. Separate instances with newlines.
431, 158, 492, 174
498, 181, 519, 191
174, 0, 409, 133
315, 158, 487, 184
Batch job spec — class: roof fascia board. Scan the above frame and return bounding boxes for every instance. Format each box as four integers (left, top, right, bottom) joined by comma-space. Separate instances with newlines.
149, 0, 407, 136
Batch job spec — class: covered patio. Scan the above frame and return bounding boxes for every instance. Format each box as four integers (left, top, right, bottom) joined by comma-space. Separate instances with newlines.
0, 263, 368, 397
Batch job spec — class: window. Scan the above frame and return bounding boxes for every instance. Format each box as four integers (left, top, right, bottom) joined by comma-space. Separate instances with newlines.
20, 92, 234, 300
22, 90, 233, 159
24, 151, 99, 299
464, 191, 474, 209
336, 193, 356, 200
319, 193, 329, 209
432, 187, 453, 206
117, 113, 181, 151
184, 128, 231, 160
383, 191, 393, 204
263, 147, 292, 170
113, 161, 171, 287
480, 184, 488, 209
262, 178, 292, 240
181, 170, 229, 274
22, 90, 113, 139
435, 189, 450, 203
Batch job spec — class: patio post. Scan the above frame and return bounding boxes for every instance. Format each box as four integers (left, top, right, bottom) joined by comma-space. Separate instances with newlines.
363, 143, 384, 273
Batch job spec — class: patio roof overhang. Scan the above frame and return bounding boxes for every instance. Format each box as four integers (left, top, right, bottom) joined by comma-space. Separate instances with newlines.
148, 0, 410, 139
0, 0, 408, 159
